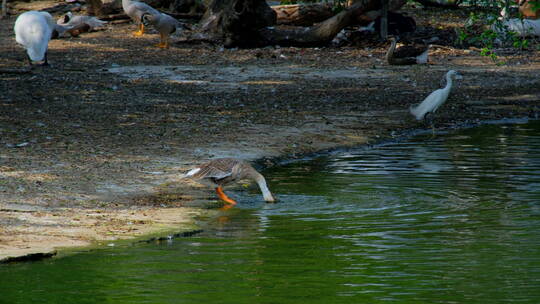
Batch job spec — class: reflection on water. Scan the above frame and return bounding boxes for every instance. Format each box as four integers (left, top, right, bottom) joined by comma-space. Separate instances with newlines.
2, 121, 540, 303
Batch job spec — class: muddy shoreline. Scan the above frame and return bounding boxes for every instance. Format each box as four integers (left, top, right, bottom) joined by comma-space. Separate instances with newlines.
1, 5, 540, 262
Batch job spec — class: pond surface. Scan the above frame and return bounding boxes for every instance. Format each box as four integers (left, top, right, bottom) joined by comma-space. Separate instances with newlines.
2, 121, 540, 304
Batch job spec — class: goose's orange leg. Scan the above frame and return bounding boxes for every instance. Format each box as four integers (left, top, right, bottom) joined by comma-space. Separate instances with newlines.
155, 32, 169, 48
216, 186, 237, 206
134, 23, 144, 36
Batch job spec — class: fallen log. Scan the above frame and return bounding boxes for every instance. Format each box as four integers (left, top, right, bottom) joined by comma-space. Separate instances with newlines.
99, 13, 130, 21
167, 12, 204, 19
414, 0, 462, 8
193, 0, 380, 47
259, 0, 380, 47
43, 3, 77, 14
272, 3, 335, 26
108, 18, 132, 24
272, 0, 406, 27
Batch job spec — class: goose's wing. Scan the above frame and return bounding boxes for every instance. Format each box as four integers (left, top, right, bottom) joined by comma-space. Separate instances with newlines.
157, 13, 180, 34
129, 1, 160, 17
186, 158, 241, 180
393, 44, 428, 58
74, 16, 107, 28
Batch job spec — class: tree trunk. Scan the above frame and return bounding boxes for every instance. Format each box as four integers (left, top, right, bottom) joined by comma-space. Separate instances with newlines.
1, 0, 7, 18
87, 0, 104, 16
380, 0, 388, 39
519, 0, 540, 19
170, 0, 206, 14
199, 0, 277, 47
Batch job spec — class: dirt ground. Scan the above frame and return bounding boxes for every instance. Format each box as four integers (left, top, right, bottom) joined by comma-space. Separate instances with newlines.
1, 2, 540, 262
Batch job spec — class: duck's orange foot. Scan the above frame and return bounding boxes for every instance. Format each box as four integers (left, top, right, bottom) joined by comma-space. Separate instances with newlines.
133, 30, 144, 37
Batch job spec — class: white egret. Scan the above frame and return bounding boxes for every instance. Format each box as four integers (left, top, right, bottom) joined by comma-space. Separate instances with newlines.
410, 70, 462, 123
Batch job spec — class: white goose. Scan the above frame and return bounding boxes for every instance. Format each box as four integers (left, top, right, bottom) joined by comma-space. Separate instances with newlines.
14, 11, 56, 66
410, 70, 462, 121
122, 0, 160, 36
184, 158, 275, 208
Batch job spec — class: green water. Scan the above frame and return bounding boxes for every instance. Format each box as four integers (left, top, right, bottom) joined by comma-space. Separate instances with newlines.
2, 121, 540, 304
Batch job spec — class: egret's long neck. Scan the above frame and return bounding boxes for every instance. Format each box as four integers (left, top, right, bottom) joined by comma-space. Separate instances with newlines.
444, 74, 454, 91
251, 171, 275, 202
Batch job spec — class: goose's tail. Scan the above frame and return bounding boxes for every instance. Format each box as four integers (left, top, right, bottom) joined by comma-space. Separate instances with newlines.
180, 167, 200, 179
86, 17, 107, 28
26, 27, 49, 61
415, 48, 429, 64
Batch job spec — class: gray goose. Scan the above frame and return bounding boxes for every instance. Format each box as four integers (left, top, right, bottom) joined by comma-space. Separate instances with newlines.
141, 12, 181, 48
184, 158, 275, 207
386, 37, 430, 65
122, 0, 160, 36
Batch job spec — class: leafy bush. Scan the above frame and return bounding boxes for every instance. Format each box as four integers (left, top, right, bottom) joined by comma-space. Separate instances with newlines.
455, 6, 532, 63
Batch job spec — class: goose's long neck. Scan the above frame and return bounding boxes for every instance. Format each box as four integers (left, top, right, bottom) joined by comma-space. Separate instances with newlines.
250, 171, 275, 202
386, 39, 397, 60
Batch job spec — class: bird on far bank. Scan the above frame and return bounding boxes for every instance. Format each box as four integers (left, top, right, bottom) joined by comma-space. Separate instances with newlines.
386, 36, 430, 65
14, 11, 56, 66
141, 11, 182, 48
122, 0, 160, 36
410, 70, 462, 127
183, 158, 276, 209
